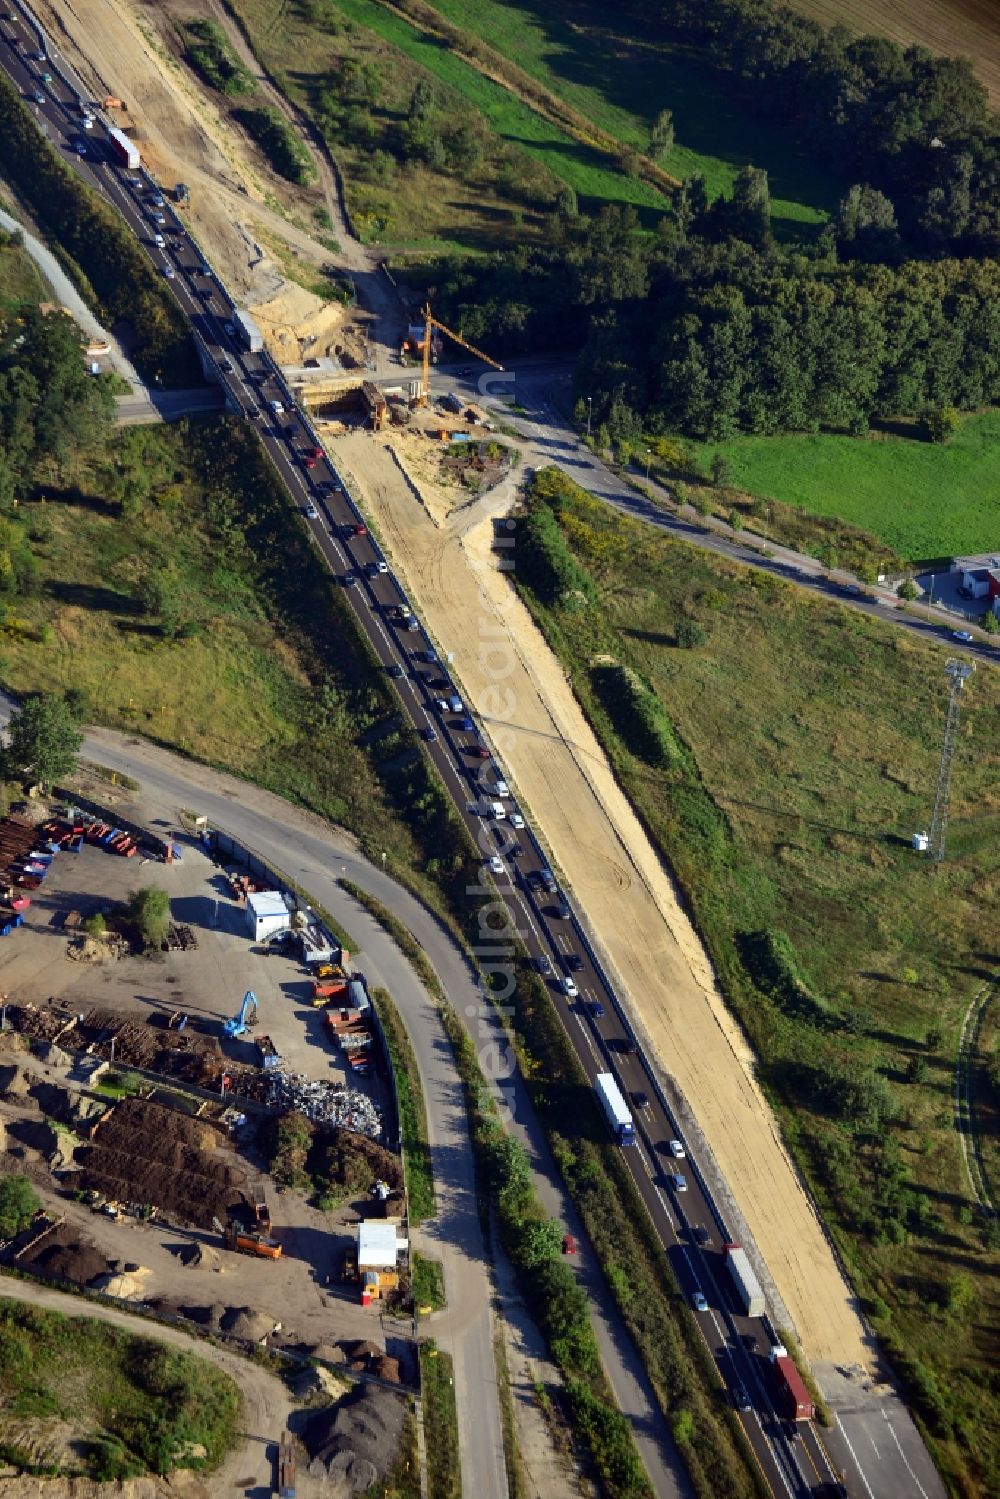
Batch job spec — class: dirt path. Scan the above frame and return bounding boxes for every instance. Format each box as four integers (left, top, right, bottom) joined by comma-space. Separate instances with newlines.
333, 432, 870, 1370
0, 1275, 293, 1495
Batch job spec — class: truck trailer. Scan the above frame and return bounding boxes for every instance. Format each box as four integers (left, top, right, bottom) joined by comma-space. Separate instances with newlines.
233, 309, 263, 353
595, 1072, 635, 1145
769, 1346, 814, 1422
106, 125, 139, 170
723, 1242, 766, 1318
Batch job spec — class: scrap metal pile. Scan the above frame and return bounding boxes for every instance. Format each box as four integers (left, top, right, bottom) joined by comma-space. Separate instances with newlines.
267, 1071, 381, 1137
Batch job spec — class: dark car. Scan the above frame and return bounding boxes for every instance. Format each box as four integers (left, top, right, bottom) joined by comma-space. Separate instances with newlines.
564, 953, 583, 972
457, 716, 475, 732
420, 726, 438, 742
732, 1384, 751, 1413
418, 648, 438, 664
536, 954, 554, 978
387, 663, 404, 679
469, 745, 491, 760
588, 1001, 605, 1019
525, 870, 542, 891
631, 1090, 649, 1109
342, 571, 357, 586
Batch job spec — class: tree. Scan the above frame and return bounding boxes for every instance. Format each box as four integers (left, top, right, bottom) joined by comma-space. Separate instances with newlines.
710, 453, 733, 487
921, 406, 959, 443
675, 619, 707, 649
513, 1218, 564, 1269
649, 108, 674, 159
128, 886, 171, 950
140, 565, 187, 637
834, 184, 899, 261
730, 164, 771, 245
3, 693, 83, 787
0, 1174, 41, 1237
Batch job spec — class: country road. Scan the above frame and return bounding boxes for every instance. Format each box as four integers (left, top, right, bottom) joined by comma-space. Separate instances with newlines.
0, 1275, 292, 1494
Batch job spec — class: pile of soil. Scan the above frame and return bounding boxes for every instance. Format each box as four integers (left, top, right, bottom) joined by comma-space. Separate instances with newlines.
0, 1063, 30, 1097
74, 1097, 251, 1228
77, 1010, 224, 1089
309, 1128, 404, 1195
23, 1229, 111, 1287
219, 1306, 276, 1343
305, 1385, 406, 1488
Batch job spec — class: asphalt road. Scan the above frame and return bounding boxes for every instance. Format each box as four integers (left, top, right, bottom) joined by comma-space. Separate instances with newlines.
0, 13, 949, 1496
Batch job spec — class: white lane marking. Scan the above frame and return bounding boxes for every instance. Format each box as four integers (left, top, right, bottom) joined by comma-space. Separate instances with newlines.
881, 1409, 932, 1499
834, 1415, 877, 1499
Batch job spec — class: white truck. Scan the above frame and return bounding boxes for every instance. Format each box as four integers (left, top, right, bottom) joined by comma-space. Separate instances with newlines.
233, 309, 264, 354
595, 1072, 635, 1145
723, 1242, 766, 1318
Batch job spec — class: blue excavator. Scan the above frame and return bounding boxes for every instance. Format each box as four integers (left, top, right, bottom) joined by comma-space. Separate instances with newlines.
224, 990, 259, 1038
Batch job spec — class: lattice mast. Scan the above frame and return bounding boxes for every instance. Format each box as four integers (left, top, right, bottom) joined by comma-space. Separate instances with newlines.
928, 658, 975, 863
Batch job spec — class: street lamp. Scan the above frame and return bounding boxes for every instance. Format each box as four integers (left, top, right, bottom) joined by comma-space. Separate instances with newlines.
586, 396, 593, 439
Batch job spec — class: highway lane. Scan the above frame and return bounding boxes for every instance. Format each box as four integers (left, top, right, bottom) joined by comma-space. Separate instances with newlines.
0, 20, 947, 1496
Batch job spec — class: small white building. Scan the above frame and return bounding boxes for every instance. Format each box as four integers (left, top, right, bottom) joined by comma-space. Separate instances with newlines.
358, 1220, 404, 1270
246, 890, 290, 942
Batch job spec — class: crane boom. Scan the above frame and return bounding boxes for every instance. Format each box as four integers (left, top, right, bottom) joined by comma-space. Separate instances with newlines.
420, 302, 503, 403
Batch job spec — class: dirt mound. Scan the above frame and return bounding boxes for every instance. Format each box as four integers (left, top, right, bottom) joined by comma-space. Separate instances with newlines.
0, 1062, 29, 1096
92, 1265, 152, 1300
7, 1118, 60, 1156
219, 1305, 276, 1343
29, 1081, 105, 1129
24, 1230, 110, 1287
306, 1385, 406, 1486
251, 284, 350, 364
74, 1096, 250, 1228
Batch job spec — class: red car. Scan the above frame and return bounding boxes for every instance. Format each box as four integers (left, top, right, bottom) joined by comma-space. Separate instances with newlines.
352, 523, 367, 537
301, 455, 317, 469
307, 445, 323, 460
468, 746, 491, 760
562, 1234, 578, 1256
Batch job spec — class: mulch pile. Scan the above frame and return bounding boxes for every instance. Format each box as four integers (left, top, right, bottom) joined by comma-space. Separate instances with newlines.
74, 1096, 251, 1227
305, 1384, 406, 1488
19, 1227, 111, 1287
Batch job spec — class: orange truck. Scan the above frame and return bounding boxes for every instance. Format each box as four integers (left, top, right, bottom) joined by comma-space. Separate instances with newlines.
224, 1222, 281, 1259
311, 978, 347, 1006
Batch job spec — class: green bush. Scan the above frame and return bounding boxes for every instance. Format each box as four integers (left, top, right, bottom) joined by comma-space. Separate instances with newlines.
185, 21, 256, 97
590, 662, 684, 769
233, 106, 315, 185
0, 1175, 41, 1237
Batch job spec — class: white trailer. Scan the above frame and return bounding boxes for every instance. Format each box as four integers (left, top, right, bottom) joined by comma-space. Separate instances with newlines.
106, 124, 140, 171
595, 1072, 635, 1145
723, 1243, 766, 1318
233, 309, 264, 353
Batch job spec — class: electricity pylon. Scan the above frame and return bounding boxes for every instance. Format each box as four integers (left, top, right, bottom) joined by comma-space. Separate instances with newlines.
928, 657, 975, 863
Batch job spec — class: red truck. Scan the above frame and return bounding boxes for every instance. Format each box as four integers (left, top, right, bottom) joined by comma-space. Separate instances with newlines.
769, 1346, 814, 1422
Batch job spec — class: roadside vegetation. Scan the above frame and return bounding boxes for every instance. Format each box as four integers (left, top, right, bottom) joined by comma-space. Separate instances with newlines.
0, 74, 197, 385
515, 467, 1000, 1498
419, 1341, 462, 1499
184, 19, 256, 97
411, 1252, 446, 1313
0, 222, 46, 312
372, 985, 435, 1221
233, 104, 316, 185
0, 1298, 240, 1480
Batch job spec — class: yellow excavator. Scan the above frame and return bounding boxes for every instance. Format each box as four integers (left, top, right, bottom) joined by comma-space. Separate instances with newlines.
415, 303, 504, 406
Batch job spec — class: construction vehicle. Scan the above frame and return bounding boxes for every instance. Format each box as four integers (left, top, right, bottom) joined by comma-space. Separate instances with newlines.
413, 303, 504, 407
223, 1220, 281, 1259
174, 182, 189, 204
102, 95, 125, 110
167, 1010, 189, 1032
311, 977, 347, 1003
278, 1431, 296, 1499
224, 990, 259, 1038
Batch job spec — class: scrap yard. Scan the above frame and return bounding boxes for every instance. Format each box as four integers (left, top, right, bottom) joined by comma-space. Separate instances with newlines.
0, 796, 414, 1398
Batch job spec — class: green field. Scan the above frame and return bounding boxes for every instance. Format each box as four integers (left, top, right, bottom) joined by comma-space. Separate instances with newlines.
0, 221, 46, 310
334, 0, 666, 212
517, 470, 1000, 1498
694, 410, 1000, 561
408, 0, 841, 224
0, 1298, 240, 1479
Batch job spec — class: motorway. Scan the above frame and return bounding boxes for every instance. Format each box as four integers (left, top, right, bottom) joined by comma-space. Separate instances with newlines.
0, 13, 948, 1498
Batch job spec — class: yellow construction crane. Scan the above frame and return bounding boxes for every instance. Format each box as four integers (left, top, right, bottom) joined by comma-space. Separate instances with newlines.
418, 302, 504, 405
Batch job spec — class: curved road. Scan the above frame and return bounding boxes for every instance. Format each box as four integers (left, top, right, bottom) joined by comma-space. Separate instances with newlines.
0, 1276, 292, 1493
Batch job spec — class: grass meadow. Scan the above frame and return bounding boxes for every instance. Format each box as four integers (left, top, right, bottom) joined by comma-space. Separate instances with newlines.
518, 470, 1000, 1498
694, 410, 1000, 561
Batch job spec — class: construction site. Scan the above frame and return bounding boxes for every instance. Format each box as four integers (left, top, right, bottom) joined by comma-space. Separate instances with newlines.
0, 797, 418, 1395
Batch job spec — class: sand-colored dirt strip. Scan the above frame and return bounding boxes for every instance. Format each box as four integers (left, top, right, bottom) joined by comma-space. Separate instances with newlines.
334, 431, 871, 1368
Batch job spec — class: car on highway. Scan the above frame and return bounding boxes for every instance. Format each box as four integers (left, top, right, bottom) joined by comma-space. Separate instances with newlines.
631, 1090, 649, 1109
269, 399, 284, 414
692, 1224, 711, 1245
670, 1173, 688, 1193
301, 455, 318, 469
525, 870, 542, 891
691, 1291, 708, 1312
31, 89, 43, 103
457, 716, 475, 732
199, 264, 211, 276
420, 725, 437, 742
388, 663, 404, 679
417, 647, 438, 663
152, 233, 165, 247
588, 1000, 605, 1018
495, 778, 510, 797
81, 113, 94, 129
468, 745, 491, 760
560, 976, 579, 998
564, 953, 583, 972
151, 193, 164, 207
304, 502, 318, 519
342, 571, 357, 586
668, 1139, 686, 1158
952, 629, 974, 642
224, 321, 235, 337
555, 897, 571, 919
33, 49, 44, 61
74, 139, 86, 154
351, 522, 367, 537
509, 811, 524, 829
487, 854, 505, 876
163, 265, 175, 278
536, 954, 554, 977
306, 445, 323, 460
219, 358, 233, 371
